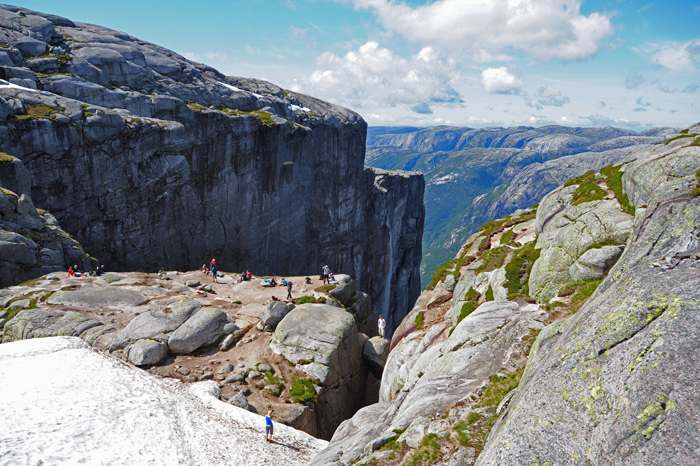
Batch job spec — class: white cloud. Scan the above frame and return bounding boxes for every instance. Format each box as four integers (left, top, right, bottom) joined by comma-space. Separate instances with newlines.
480, 67, 523, 94
525, 85, 570, 109
182, 51, 201, 62
354, 0, 614, 61
204, 51, 231, 64
647, 40, 700, 70
292, 41, 462, 108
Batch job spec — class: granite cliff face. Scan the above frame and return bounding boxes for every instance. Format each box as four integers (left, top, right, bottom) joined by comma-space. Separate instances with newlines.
311, 126, 700, 465
0, 6, 424, 324
0, 183, 95, 287
366, 125, 676, 286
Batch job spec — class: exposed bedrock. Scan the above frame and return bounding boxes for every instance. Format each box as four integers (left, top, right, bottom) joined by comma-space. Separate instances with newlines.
0, 6, 425, 324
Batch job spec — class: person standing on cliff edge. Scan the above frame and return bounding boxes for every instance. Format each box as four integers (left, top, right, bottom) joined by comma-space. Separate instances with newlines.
378, 315, 386, 338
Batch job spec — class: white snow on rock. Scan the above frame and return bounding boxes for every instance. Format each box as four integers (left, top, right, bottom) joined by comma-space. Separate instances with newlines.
0, 337, 327, 466
218, 81, 263, 98
288, 104, 310, 113
218, 81, 243, 93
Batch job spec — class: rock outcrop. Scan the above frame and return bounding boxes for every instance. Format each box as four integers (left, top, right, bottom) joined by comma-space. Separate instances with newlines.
0, 5, 424, 327
271, 303, 368, 439
0, 185, 95, 287
477, 125, 700, 466
312, 126, 700, 465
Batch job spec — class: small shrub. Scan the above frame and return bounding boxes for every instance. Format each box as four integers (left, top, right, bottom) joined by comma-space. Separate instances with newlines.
664, 133, 698, 145
504, 241, 541, 299
290, 375, 318, 404
457, 287, 479, 324
264, 371, 282, 387
477, 367, 525, 409
484, 285, 494, 302
601, 164, 635, 215
404, 433, 442, 466
426, 258, 459, 290
569, 278, 604, 314
415, 311, 424, 329
13, 103, 65, 121
499, 228, 515, 245
475, 246, 509, 274
295, 295, 325, 304
571, 181, 607, 206
0, 152, 16, 163
187, 102, 207, 112
315, 284, 337, 294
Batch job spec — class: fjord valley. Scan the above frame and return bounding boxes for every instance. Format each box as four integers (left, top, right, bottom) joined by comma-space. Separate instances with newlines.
365, 125, 677, 286
1, 4, 700, 466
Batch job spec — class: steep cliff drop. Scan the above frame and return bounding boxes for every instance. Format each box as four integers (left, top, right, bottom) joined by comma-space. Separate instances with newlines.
0, 6, 424, 326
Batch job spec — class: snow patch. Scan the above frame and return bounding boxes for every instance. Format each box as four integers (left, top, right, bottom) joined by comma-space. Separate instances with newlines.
218, 81, 243, 93
0, 336, 326, 466
289, 104, 310, 113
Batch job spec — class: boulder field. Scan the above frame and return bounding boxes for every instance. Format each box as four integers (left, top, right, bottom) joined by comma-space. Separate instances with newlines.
309, 125, 700, 465
0, 269, 388, 440
0, 5, 424, 330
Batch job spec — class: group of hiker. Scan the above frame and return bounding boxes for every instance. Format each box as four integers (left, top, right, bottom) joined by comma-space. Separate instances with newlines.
67, 264, 105, 277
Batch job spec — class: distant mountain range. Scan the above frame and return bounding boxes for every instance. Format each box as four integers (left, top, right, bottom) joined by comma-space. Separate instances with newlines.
365, 125, 677, 285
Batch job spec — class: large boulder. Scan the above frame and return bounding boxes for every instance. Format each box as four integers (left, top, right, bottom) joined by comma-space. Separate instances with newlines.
167, 307, 229, 354
311, 299, 544, 465
259, 301, 294, 328
125, 338, 167, 366
271, 304, 367, 439
2, 308, 113, 346
569, 244, 625, 281
47, 286, 149, 308
363, 336, 390, 378
110, 300, 202, 351
529, 187, 633, 302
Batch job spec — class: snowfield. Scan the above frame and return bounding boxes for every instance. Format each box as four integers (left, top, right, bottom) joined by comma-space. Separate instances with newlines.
0, 337, 327, 466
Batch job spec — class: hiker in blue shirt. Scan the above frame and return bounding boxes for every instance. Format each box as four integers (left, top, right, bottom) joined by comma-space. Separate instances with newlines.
265, 409, 274, 443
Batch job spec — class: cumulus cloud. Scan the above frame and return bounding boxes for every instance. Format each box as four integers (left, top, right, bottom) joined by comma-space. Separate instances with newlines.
525, 86, 570, 109
292, 41, 462, 108
480, 67, 523, 94
647, 40, 700, 70
354, 0, 614, 61
411, 102, 433, 114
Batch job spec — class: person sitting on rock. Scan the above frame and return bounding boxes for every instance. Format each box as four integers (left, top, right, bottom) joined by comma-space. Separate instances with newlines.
281, 278, 287, 287
305, 276, 311, 285
270, 278, 277, 286
68, 267, 74, 277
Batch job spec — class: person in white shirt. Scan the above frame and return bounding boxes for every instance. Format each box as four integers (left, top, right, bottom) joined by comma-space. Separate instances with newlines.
378, 315, 386, 338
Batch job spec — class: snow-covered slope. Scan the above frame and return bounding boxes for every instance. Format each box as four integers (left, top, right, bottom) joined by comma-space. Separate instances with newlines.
0, 337, 326, 465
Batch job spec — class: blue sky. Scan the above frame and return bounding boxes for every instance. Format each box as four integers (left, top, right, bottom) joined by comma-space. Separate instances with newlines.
13, 0, 700, 131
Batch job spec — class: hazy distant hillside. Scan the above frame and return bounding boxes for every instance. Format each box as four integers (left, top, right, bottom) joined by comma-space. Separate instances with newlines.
366, 125, 677, 285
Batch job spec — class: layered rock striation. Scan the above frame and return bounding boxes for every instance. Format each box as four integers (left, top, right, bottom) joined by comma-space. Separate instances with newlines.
0, 5, 424, 325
